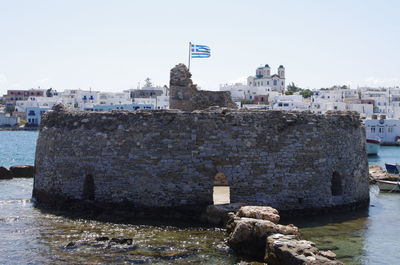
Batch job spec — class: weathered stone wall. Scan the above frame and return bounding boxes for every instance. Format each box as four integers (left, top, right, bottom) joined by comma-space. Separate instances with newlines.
169, 64, 237, 111
33, 107, 369, 215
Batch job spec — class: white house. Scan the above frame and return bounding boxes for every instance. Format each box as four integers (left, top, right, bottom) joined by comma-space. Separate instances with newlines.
15, 96, 60, 113
348, 104, 373, 118
0, 113, 19, 126
98, 92, 131, 106
25, 106, 50, 126
59, 89, 100, 110
125, 85, 170, 109
365, 118, 400, 144
272, 95, 309, 111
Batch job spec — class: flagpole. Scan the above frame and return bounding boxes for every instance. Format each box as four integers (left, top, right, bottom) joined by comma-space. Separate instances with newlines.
188, 42, 191, 71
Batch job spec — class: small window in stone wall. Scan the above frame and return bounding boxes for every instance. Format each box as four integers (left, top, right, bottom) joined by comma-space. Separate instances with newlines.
83, 174, 95, 200
213, 172, 230, 205
331, 171, 343, 196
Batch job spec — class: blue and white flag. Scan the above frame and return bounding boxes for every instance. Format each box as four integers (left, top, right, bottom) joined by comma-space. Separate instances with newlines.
191, 44, 211, 58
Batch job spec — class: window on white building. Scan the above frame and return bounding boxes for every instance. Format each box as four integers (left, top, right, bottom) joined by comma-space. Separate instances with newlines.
388, 127, 393, 133
273, 80, 277, 86
379, 127, 384, 133
371, 127, 376, 133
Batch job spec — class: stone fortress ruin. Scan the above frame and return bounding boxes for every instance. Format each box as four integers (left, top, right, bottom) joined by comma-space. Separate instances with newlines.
33, 64, 370, 217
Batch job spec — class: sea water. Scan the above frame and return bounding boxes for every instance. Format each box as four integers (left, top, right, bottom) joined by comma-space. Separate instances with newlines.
0, 131, 399, 264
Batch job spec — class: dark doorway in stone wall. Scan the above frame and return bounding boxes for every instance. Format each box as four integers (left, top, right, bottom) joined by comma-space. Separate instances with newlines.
331, 171, 343, 196
83, 174, 95, 200
213, 172, 230, 204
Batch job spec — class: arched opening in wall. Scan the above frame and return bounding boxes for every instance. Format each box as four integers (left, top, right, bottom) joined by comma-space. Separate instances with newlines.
331, 171, 343, 196
83, 174, 95, 200
213, 172, 230, 204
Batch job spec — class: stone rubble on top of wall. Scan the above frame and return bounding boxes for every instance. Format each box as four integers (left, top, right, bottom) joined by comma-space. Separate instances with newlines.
169, 64, 237, 111
169, 63, 194, 87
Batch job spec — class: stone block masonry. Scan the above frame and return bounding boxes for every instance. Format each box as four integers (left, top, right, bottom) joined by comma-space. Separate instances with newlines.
33, 106, 369, 216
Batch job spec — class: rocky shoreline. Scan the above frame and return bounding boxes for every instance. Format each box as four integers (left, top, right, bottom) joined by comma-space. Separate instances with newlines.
0, 165, 34, 179
32, 198, 345, 264
209, 205, 344, 264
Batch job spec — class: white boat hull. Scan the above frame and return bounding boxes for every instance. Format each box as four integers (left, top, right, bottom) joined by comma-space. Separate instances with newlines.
376, 180, 400, 192
367, 141, 380, 155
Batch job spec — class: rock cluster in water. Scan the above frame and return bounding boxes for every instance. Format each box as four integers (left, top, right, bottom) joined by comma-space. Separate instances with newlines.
369, 165, 400, 183
0, 165, 34, 179
224, 206, 343, 264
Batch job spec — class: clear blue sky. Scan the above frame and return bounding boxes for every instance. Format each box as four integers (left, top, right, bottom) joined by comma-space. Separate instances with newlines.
1, 0, 399, 95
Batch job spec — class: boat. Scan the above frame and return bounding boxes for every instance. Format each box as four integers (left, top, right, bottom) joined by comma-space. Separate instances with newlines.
376, 179, 400, 192
366, 138, 380, 155
385, 163, 399, 174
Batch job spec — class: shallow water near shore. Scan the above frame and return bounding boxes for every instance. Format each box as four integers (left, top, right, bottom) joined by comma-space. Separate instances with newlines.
1, 131, 400, 264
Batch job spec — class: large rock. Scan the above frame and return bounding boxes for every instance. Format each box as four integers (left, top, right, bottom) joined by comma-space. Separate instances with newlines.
204, 203, 245, 225
265, 234, 343, 265
10, 165, 35, 178
227, 217, 300, 259
237, 206, 280, 224
0, 167, 12, 179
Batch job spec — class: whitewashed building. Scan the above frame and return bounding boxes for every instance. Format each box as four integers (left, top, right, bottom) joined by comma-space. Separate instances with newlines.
59, 89, 100, 110
126, 85, 170, 109
365, 118, 400, 144
98, 92, 131, 106
348, 104, 374, 118
272, 95, 309, 111
25, 106, 50, 126
0, 113, 19, 126
15, 96, 60, 113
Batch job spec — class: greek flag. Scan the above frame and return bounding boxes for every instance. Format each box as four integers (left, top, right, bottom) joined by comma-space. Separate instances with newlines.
191, 44, 211, 58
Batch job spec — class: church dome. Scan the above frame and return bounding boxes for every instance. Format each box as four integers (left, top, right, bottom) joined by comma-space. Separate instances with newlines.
265, 64, 270, 67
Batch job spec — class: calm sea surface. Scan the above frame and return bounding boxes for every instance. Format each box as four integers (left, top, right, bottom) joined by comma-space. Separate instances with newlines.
0, 131, 399, 264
